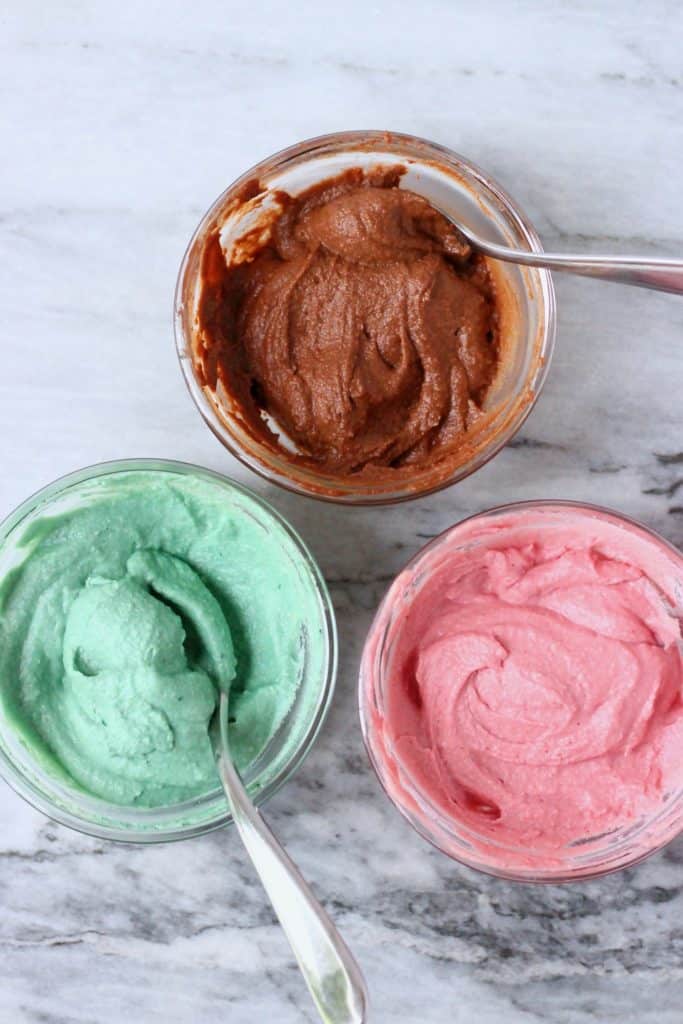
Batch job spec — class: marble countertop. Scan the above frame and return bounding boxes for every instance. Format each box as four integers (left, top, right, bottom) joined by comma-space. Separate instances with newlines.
2, 2, 683, 1021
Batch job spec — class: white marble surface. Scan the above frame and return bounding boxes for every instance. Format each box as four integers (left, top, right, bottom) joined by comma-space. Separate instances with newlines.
2, 2, 683, 1021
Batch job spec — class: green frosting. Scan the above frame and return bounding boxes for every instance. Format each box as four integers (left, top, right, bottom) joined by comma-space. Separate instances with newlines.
0, 470, 325, 807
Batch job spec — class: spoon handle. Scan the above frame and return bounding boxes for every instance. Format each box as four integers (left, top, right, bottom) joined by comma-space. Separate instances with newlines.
218, 699, 368, 1024
466, 237, 683, 295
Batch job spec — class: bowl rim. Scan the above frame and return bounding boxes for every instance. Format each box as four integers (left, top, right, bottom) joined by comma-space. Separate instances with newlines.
0, 458, 338, 843
358, 498, 683, 882
174, 129, 557, 506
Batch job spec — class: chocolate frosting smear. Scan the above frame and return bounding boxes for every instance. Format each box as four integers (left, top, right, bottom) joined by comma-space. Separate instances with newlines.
196, 167, 501, 480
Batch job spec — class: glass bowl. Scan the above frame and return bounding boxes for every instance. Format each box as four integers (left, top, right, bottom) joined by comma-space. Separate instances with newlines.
175, 130, 556, 505
0, 459, 337, 843
359, 500, 683, 882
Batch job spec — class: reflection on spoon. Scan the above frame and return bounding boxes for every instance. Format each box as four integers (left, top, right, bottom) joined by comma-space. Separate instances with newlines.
451, 217, 683, 295
218, 693, 368, 1024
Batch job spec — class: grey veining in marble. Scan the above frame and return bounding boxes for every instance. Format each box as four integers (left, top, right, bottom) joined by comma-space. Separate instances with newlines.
2, 1, 683, 1021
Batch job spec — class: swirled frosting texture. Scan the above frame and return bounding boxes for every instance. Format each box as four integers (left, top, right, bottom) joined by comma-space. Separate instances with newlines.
377, 508, 683, 849
196, 168, 500, 479
0, 471, 325, 806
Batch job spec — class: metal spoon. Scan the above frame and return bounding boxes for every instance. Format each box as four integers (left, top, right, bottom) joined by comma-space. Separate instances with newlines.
454, 220, 683, 295
217, 693, 368, 1024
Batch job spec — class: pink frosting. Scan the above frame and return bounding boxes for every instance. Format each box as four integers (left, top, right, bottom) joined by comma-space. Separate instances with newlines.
372, 507, 683, 851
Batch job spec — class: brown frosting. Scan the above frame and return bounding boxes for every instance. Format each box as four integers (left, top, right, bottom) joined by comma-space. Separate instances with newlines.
195, 167, 500, 479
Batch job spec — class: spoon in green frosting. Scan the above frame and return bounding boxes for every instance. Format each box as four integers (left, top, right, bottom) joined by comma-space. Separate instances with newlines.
218, 695, 368, 1024
130, 549, 368, 1023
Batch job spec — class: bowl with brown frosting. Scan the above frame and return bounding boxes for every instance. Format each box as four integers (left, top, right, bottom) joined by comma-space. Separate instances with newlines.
175, 131, 556, 503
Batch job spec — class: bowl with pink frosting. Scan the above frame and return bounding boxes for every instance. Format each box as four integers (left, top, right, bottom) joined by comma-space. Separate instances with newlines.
359, 501, 683, 882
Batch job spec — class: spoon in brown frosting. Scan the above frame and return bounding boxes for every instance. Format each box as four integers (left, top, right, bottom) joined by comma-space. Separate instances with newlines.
451, 218, 683, 295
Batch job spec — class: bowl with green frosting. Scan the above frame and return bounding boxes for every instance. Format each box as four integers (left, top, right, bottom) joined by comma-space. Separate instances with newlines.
0, 460, 336, 841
